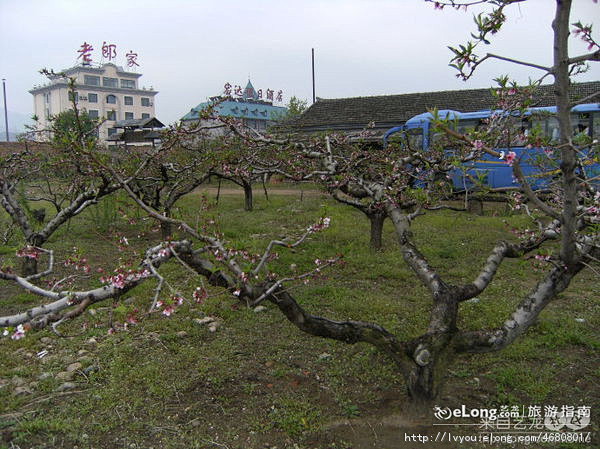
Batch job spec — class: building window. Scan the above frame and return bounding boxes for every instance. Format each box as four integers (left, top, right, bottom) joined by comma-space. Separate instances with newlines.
125, 112, 134, 120
121, 79, 136, 89
108, 128, 117, 136
106, 110, 116, 121
84, 75, 100, 86
68, 91, 79, 103
106, 94, 117, 104
141, 97, 151, 107
88, 93, 98, 103
103, 77, 118, 88
87, 110, 99, 119
124, 96, 133, 106
141, 113, 150, 119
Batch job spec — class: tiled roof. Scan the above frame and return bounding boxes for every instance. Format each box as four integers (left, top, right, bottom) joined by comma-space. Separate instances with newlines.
106, 129, 162, 142
114, 117, 165, 129
292, 81, 600, 133
182, 98, 287, 122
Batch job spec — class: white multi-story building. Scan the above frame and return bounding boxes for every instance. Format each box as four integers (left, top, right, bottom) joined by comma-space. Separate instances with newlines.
29, 63, 158, 142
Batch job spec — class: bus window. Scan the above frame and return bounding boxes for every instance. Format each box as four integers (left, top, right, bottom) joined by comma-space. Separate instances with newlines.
532, 116, 560, 142
456, 119, 479, 135
506, 117, 530, 147
407, 128, 424, 150
429, 129, 451, 149
388, 128, 423, 151
547, 117, 560, 142
572, 113, 591, 137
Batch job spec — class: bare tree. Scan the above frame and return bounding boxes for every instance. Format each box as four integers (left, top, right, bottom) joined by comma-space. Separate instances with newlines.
126, 142, 212, 239
0, 142, 128, 275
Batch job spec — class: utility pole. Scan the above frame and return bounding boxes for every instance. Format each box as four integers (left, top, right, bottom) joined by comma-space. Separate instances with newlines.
311, 48, 316, 104
2, 79, 8, 142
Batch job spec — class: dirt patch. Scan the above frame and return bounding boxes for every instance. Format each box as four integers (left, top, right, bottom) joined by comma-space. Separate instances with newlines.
195, 186, 323, 196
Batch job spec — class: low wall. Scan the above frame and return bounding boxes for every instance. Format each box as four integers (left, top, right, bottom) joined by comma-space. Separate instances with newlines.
0, 141, 53, 155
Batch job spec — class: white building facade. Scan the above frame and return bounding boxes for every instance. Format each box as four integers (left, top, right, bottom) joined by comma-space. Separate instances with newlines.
29, 63, 158, 142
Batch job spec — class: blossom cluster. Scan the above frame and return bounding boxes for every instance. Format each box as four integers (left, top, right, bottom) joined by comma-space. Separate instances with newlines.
472, 140, 484, 151
15, 246, 42, 260
307, 217, 331, 233
213, 247, 262, 264
64, 249, 92, 274
156, 295, 185, 316
499, 150, 517, 166
100, 268, 151, 289
157, 247, 171, 258
510, 192, 525, 211
2, 324, 27, 340
530, 253, 555, 272
572, 21, 599, 51
193, 287, 208, 304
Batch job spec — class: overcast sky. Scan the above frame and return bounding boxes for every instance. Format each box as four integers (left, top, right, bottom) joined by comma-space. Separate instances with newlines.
0, 0, 598, 130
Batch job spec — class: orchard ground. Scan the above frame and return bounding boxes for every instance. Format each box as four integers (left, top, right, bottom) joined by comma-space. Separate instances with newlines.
0, 182, 598, 449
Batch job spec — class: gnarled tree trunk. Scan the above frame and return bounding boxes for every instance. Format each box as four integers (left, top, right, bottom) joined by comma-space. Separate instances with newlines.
21, 257, 38, 277
368, 211, 386, 250
243, 182, 253, 211
160, 208, 173, 239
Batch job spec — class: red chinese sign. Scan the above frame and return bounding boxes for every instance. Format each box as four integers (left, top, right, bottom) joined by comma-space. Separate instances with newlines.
223, 82, 284, 103
126, 51, 139, 67
75, 42, 140, 68
102, 41, 117, 61
77, 42, 94, 64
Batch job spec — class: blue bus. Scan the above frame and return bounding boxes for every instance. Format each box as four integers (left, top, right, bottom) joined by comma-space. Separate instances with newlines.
383, 104, 600, 191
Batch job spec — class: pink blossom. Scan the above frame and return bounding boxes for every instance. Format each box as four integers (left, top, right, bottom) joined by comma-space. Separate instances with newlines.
11, 324, 26, 340
158, 248, 171, 258
162, 305, 175, 316
193, 287, 208, 304
110, 274, 126, 289
505, 151, 517, 166
307, 217, 332, 233
16, 246, 41, 260
472, 140, 484, 151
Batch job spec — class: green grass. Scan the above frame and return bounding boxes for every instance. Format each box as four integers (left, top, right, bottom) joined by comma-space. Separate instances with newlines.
0, 183, 598, 448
